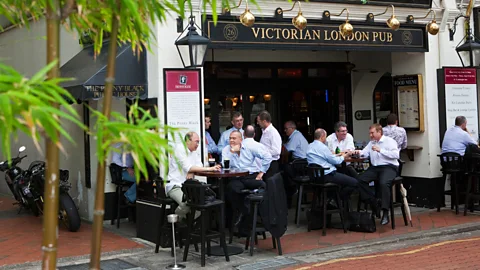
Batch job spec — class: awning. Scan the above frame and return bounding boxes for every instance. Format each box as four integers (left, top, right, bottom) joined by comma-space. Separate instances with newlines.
60, 42, 148, 101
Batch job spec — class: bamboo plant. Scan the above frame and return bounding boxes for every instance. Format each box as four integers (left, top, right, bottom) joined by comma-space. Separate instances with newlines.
0, 0, 249, 269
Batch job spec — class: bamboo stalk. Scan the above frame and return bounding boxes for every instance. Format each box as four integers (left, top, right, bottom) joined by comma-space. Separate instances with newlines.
89, 10, 120, 270
42, 0, 61, 269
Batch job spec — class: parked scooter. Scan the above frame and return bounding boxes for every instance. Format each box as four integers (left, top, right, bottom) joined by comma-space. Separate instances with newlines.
0, 146, 81, 232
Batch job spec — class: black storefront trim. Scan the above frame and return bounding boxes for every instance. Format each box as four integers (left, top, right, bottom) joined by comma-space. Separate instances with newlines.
204, 16, 428, 52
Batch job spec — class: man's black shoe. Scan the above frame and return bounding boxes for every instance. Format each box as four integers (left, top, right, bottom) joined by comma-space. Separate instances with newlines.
381, 210, 390, 225
124, 197, 135, 206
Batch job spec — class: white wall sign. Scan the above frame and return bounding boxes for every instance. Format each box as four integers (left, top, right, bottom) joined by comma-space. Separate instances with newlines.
444, 68, 478, 140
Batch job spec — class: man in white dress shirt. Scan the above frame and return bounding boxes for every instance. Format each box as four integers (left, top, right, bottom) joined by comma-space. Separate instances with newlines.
326, 121, 357, 178
355, 123, 400, 226
166, 131, 221, 220
257, 110, 282, 179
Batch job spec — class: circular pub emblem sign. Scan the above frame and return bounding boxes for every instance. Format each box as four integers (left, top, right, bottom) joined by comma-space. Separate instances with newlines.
223, 24, 239, 41
402, 31, 413, 45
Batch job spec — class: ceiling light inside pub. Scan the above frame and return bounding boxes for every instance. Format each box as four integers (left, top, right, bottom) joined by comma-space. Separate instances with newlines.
282, 1, 307, 30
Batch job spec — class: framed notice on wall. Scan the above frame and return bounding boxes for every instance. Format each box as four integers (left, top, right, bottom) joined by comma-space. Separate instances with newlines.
163, 68, 204, 159
393, 75, 425, 132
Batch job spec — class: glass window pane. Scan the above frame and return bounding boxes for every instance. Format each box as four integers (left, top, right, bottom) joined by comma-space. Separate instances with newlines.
217, 68, 243, 78
218, 94, 243, 133
278, 68, 302, 78
248, 68, 271, 78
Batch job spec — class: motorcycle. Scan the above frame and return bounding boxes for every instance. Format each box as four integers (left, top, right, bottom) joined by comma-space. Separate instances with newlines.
0, 146, 81, 232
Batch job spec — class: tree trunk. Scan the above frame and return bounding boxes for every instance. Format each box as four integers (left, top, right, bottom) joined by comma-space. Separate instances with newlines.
42, 1, 61, 269
89, 10, 120, 270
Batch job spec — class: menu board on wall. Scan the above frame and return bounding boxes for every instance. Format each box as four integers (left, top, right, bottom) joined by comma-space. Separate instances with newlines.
444, 68, 478, 140
164, 68, 203, 158
394, 75, 424, 131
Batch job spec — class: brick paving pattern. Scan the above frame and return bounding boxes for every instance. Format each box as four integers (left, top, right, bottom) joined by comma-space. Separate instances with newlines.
254, 211, 480, 254
0, 195, 143, 267
286, 236, 480, 270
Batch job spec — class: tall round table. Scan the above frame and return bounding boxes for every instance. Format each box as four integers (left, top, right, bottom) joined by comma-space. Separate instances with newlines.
194, 169, 249, 256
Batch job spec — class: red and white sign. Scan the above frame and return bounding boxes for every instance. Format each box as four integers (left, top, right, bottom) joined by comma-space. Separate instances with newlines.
164, 69, 203, 151
444, 68, 478, 139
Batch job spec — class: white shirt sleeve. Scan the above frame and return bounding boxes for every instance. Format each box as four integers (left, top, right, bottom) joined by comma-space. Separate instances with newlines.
346, 134, 355, 151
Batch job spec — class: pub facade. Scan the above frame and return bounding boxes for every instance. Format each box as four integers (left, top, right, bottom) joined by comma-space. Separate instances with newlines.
0, 0, 474, 222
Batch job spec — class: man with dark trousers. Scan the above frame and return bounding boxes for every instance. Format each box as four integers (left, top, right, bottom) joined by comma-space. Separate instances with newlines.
257, 110, 282, 179
222, 127, 272, 232
355, 123, 400, 226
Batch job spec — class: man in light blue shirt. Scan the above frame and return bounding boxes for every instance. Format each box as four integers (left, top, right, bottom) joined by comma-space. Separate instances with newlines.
223, 126, 271, 231
217, 112, 244, 154
283, 121, 309, 159
307, 128, 374, 210
441, 116, 477, 155
205, 115, 220, 155
111, 143, 136, 204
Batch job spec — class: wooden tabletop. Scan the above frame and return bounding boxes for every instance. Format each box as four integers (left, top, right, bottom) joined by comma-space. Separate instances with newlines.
194, 168, 249, 178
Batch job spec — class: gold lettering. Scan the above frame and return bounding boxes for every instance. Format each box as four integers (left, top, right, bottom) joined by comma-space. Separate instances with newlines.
331, 30, 339, 41
324, 30, 331, 40
373, 32, 379, 41
291, 29, 299, 39
252, 28, 261, 38
387, 32, 393, 42
313, 30, 321, 40
354, 31, 362, 41
266, 28, 274, 39
304, 30, 311, 40
362, 32, 369, 41
275, 28, 281, 39
282, 29, 290, 39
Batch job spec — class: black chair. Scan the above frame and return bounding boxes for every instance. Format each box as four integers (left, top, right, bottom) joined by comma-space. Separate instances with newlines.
464, 153, 480, 216
182, 180, 229, 267
438, 153, 465, 214
109, 163, 135, 229
154, 178, 179, 256
243, 192, 282, 256
307, 164, 346, 236
289, 159, 310, 227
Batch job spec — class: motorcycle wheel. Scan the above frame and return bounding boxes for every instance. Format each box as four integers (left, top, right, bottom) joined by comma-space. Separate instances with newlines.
59, 193, 81, 232
28, 198, 40, 217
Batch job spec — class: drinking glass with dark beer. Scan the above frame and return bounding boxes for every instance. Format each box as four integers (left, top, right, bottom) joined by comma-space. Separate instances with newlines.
224, 158, 230, 170
208, 158, 216, 167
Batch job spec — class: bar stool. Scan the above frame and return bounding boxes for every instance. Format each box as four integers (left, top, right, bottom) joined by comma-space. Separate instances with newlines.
464, 153, 480, 216
181, 180, 229, 267
307, 164, 346, 236
243, 191, 282, 256
438, 153, 465, 214
289, 159, 310, 227
109, 163, 135, 229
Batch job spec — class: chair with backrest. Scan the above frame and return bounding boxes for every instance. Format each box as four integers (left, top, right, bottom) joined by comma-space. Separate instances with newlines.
109, 163, 135, 229
463, 153, 480, 216
307, 164, 347, 236
438, 153, 465, 214
288, 158, 310, 227
181, 180, 229, 267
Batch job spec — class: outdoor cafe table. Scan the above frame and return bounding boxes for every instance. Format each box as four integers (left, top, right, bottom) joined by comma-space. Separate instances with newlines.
194, 168, 249, 256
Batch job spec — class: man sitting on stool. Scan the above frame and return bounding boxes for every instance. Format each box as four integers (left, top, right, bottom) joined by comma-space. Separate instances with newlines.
222, 127, 272, 233
355, 124, 400, 226
307, 129, 374, 211
166, 131, 221, 220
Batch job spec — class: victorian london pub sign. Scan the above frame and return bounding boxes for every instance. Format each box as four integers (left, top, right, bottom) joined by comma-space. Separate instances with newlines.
205, 19, 428, 52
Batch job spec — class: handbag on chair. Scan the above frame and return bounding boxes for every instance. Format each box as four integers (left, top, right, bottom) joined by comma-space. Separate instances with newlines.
348, 211, 376, 233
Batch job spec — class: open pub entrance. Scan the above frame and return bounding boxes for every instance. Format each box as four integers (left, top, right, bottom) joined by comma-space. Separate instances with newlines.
204, 62, 353, 142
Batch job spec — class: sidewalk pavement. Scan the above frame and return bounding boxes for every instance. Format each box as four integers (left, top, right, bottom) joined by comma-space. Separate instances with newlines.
1, 192, 480, 270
